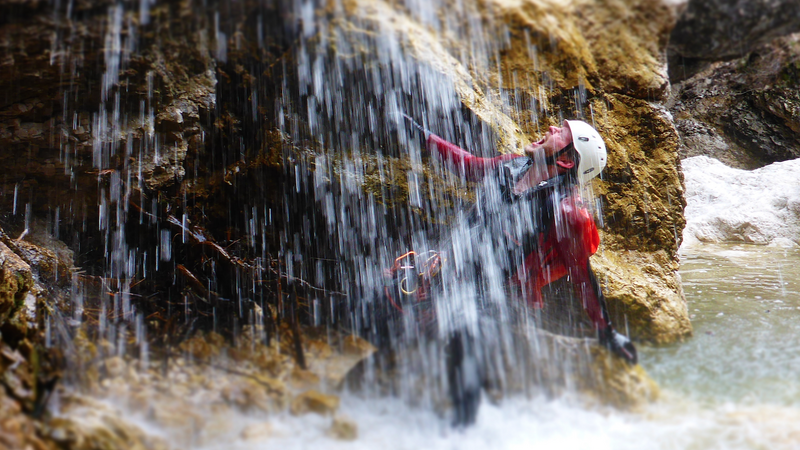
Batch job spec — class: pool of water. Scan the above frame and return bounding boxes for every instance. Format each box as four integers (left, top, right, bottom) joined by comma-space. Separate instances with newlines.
643, 244, 800, 408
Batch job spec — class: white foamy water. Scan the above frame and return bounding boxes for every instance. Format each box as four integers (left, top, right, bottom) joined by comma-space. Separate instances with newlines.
681, 156, 800, 248
120, 388, 799, 450
218, 398, 769, 450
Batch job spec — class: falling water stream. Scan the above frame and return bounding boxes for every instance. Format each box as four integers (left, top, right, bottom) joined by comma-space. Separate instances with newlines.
5, 0, 800, 448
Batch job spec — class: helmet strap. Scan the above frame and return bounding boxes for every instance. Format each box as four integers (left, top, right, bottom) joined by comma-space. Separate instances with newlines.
545, 142, 575, 166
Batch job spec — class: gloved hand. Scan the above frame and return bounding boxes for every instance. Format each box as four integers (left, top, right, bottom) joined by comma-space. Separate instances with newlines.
598, 326, 638, 365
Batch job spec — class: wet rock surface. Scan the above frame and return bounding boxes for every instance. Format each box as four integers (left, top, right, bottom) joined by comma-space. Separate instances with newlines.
668, 33, 800, 168
327, 416, 359, 441
0, 228, 65, 450
45, 396, 172, 450
0, 0, 215, 224
593, 249, 690, 344
40, 327, 374, 449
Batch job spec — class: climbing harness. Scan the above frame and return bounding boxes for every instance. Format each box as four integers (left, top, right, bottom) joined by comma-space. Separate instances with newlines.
384, 250, 445, 313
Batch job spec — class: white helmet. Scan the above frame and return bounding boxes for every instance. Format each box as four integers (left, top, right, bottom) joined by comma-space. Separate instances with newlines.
564, 120, 607, 185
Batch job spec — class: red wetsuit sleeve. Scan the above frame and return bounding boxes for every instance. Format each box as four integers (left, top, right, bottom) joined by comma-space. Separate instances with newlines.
427, 134, 518, 182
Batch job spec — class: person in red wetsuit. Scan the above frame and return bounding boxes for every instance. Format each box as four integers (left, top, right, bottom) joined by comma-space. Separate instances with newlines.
430, 120, 635, 362
422, 117, 637, 364
379, 116, 636, 428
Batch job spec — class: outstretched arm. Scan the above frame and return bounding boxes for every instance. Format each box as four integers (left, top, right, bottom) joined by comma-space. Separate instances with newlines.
427, 134, 517, 182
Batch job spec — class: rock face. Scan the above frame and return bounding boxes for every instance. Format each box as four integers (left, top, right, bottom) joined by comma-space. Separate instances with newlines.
0, 228, 66, 450
668, 3, 800, 251
668, 0, 800, 81
44, 327, 372, 448
0, 0, 215, 227
0, 241, 33, 334
669, 33, 800, 168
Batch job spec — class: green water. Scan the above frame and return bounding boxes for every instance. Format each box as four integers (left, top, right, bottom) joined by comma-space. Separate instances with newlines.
643, 244, 800, 408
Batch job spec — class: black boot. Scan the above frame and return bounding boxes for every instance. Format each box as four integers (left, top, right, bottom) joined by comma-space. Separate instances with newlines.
446, 330, 481, 427
598, 326, 638, 365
